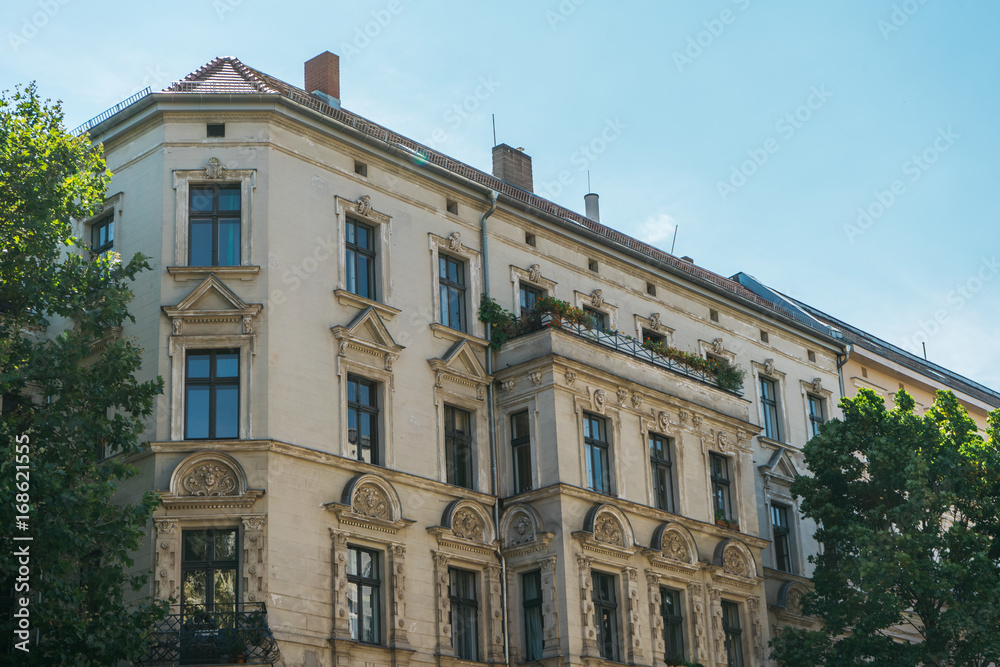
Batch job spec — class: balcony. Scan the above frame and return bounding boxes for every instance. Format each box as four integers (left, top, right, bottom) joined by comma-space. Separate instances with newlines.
136, 602, 280, 665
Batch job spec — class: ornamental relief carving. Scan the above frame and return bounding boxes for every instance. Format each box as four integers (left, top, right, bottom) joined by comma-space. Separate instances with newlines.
182, 463, 238, 496
722, 546, 747, 577
352, 483, 390, 519
593, 513, 624, 547
507, 513, 535, 547
662, 531, 689, 562
786, 588, 804, 616
451, 508, 485, 541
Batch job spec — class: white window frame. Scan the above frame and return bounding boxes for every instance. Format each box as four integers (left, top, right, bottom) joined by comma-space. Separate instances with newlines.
429, 232, 484, 341
334, 195, 398, 318
168, 334, 254, 441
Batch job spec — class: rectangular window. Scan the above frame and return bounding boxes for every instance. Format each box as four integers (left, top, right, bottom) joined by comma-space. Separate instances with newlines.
511, 411, 532, 494
346, 546, 381, 644
181, 529, 238, 615
807, 394, 825, 438
519, 284, 543, 313
347, 374, 379, 465
91, 214, 114, 254
711, 453, 733, 522
449, 568, 479, 661
760, 377, 781, 441
346, 217, 376, 300
584, 307, 608, 331
522, 570, 543, 662
445, 405, 474, 489
185, 350, 239, 439
592, 572, 620, 662
439, 255, 467, 331
722, 601, 745, 667
583, 413, 611, 494
643, 329, 666, 346
660, 587, 685, 662
650, 433, 675, 513
772, 504, 793, 573
189, 184, 241, 266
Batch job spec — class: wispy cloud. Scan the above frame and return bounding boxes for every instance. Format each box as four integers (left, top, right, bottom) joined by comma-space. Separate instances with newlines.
636, 213, 677, 251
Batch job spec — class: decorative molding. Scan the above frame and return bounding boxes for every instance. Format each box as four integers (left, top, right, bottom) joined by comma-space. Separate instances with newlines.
592, 388, 607, 414
161, 273, 262, 334
427, 339, 492, 402
160, 451, 263, 510
574, 503, 637, 559
590, 289, 604, 308
499, 504, 554, 557
564, 370, 577, 387
325, 473, 413, 534
331, 306, 405, 372
428, 499, 498, 557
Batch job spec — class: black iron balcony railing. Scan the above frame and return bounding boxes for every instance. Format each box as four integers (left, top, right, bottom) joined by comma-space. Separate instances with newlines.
136, 602, 279, 665
512, 313, 744, 395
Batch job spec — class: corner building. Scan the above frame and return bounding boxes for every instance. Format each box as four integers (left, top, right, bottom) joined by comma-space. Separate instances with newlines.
81, 53, 849, 666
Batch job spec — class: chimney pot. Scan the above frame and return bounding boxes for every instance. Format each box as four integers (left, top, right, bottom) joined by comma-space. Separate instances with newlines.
585, 193, 600, 222
305, 51, 340, 107
492, 143, 533, 193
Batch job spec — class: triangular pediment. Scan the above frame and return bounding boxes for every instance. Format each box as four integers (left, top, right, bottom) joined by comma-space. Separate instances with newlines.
331, 307, 403, 354
759, 447, 799, 483
162, 274, 262, 328
428, 340, 490, 382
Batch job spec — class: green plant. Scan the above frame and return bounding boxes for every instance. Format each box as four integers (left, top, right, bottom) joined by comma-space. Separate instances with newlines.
714, 508, 728, 522
477, 294, 515, 350
712, 357, 746, 392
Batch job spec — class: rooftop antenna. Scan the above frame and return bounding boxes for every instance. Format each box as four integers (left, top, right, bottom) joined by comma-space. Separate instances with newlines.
922, 341, 927, 360
670, 225, 679, 255
492, 114, 496, 147
588, 170, 591, 192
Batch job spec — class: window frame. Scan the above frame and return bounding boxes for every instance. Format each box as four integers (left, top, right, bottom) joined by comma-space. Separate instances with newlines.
510, 265, 556, 318
660, 586, 685, 662
180, 527, 240, 614
722, 600, 746, 667
438, 253, 468, 332
188, 183, 242, 267
449, 567, 480, 662
592, 570, 621, 662
428, 232, 484, 340
771, 503, 794, 573
519, 283, 544, 314
184, 348, 240, 440
583, 412, 612, 495
521, 570, 543, 662
90, 213, 115, 254
169, 334, 254, 442
759, 376, 783, 441
172, 163, 254, 269
710, 452, 733, 522
510, 410, 532, 495
345, 544, 382, 645
346, 374, 380, 466
345, 216, 377, 301
807, 393, 826, 438
445, 404, 475, 490
649, 432, 676, 513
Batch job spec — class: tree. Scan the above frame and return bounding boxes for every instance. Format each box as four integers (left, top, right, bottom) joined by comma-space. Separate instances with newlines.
770, 387, 1000, 667
0, 84, 165, 665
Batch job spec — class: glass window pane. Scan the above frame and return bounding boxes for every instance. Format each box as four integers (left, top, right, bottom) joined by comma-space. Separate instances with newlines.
182, 570, 207, 607
186, 385, 209, 438
187, 353, 211, 378
183, 532, 208, 561
190, 188, 214, 211
347, 581, 359, 639
189, 220, 213, 266
214, 385, 239, 438
357, 255, 371, 298
440, 284, 450, 324
360, 550, 373, 578
218, 187, 240, 211
439, 256, 447, 279
362, 585, 378, 643
347, 548, 358, 577
219, 219, 240, 266
448, 288, 462, 330
216, 352, 239, 378
214, 569, 237, 606
214, 529, 237, 560
511, 411, 529, 439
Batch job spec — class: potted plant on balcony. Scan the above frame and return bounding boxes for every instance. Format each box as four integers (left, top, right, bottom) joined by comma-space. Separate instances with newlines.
714, 509, 739, 531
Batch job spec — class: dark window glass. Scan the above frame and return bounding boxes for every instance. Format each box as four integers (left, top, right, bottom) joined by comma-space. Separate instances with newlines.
643, 329, 666, 346
592, 572, 620, 662
346, 546, 381, 644
91, 215, 114, 253
511, 411, 531, 494
584, 413, 611, 494
650, 433, 675, 513
439, 255, 467, 331
807, 394, 826, 438
346, 217, 377, 299
584, 306, 608, 331
181, 529, 238, 619
711, 453, 733, 521
661, 587, 685, 661
522, 570, 543, 661
347, 375, 379, 465
188, 184, 241, 266
760, 377, 781, 440
445, 405, 473, 489
519, 284, 543, 312
723, 601, 745, 667
449, 568, 479, 661
772, 504, 793, 572
185, 350, 239, 439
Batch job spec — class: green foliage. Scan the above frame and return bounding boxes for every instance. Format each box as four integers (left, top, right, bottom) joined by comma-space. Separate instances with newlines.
770, 388, 1000, 667
0, 84, 166, 665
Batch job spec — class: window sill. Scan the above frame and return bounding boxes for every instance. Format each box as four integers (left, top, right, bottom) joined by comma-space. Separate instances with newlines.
167, 265, 261, 281
429, 323, 488, 348
334, 289, 400, 319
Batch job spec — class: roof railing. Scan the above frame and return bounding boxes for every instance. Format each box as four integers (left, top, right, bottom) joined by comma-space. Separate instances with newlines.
72, 87, 151, 136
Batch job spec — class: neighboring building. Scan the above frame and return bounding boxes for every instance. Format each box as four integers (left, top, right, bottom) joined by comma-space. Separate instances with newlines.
74, 52, 982, 667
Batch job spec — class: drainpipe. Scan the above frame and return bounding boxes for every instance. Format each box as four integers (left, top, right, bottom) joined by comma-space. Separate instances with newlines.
479, 190, 509, 667
836, 343, 852, 401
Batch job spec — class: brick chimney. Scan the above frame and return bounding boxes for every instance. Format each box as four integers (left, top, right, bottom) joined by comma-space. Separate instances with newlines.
305, 51, 340, 107
492, 144, 533, 193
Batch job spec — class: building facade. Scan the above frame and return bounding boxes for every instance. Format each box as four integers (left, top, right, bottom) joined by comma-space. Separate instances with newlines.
73, 53, 913, 667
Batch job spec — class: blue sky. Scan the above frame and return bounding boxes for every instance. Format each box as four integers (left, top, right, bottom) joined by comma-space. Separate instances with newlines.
3, 0, 998, 390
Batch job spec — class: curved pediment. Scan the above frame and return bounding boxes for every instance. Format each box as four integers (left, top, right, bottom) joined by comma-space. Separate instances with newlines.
573, 503, 637, 558
161, 451, 263, 510
499, 503, 553, 554
713, 538, 759, 580
649, 522, 699, 566
326, 473, 412, 534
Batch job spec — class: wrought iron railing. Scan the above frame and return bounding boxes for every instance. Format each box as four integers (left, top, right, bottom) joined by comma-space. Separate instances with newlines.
513, 313, 743, 395
72, 87, 151, 136
136, 602, 279, 665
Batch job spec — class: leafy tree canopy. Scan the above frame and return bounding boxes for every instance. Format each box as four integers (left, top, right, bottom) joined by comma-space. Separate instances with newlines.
771, 387, 1000, 667
0, 83, 164, 665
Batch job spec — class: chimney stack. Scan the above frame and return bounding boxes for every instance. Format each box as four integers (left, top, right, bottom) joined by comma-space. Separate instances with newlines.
492, 144, 533, 193
585, 193, 600, 222
305, 51, 340, 108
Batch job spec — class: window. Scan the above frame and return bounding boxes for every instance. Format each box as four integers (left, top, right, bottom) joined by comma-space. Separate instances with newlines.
185, 350, 239, 439
525, 232, 536, 246
346, 217, 376, 300
439, 255, 467, 332
446, 199, 458, 215
91, 215, 114, 254
592, 572, 620, 662
760, 330, 769, 343
710, 453, 733, 521
643, 329, 666, 346
189, 184, 240, 266
760, 377, 782, 441
807, 350, 817, 363
650, 433, 675, 513
722, 601, 745, 667
445, 405, 473, 489
181, 529, 238, 614
522, 570, 543, 661
347, 374, 379, 465
346, 546, 381, 644
511, 411, 531, 494
646, 281, 657, 296
519, 284, 543, 313
584, 413, 611, 494
354, 160, 368, 176
584, 307, 608, 331
772, 504, 793, 572
807, 394, 826, 438
449, 568, 479, 661
660, 587, 684, 662
710, 308, 719, 322
206, 123, 225, 137
588, 259, 599, 272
